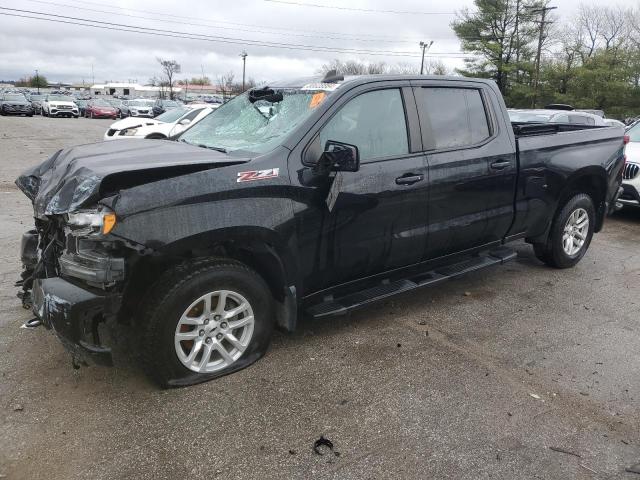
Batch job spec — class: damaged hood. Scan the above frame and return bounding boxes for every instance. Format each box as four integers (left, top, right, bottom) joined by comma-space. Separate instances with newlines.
16, 140, 251, 217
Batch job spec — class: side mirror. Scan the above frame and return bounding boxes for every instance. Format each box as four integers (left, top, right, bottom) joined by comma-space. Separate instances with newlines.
317, 140, 360, 173
179, 118, 192, 126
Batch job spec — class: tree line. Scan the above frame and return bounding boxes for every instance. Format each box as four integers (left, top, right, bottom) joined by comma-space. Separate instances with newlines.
453, 0, 640, 118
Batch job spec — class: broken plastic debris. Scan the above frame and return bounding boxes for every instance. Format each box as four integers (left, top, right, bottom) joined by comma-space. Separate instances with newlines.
529, 393, 541, 399
313, 436, 339, 457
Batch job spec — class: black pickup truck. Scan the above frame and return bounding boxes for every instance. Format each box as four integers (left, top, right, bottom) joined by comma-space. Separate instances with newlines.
16, 74, 625, 387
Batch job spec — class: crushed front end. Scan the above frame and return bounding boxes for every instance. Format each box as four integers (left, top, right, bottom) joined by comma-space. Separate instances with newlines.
18, 212, 127, 367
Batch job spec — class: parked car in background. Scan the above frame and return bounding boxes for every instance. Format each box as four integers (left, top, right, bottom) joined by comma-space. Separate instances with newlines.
117, 100, 131, 118
28, 94, 46, 115
0, 93, 34, 116
604, 118, 626, 128
75, 99, 88, 116
103, 98, 123, 117
126, 99, 155, 118
84, 99, 118, 119
152, 99, 181, 117
618, 122, 640, 209
508, 109, 607, 126
41, 94, 79, 118
104, 105, 213, 140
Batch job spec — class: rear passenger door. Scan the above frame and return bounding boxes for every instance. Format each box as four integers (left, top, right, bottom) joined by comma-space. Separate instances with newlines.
413, 82, 516, 259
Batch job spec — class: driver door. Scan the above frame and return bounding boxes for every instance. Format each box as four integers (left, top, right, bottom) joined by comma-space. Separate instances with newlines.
290, 85, 429, 294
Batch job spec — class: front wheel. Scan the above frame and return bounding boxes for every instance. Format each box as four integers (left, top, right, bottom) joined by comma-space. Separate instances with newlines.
139, 259, 274, 387
533, 193, 595, 268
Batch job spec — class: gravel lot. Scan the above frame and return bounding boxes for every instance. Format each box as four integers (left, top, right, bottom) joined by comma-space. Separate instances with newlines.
1, 115, 639, 480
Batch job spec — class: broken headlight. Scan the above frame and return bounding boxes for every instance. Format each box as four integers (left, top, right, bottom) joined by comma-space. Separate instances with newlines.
66, 207, 117, 236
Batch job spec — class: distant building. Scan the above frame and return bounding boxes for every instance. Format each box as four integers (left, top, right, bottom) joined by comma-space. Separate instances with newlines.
90, 82, 184, 98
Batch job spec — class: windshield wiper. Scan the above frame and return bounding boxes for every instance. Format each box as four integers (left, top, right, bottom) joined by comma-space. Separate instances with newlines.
203, 145, 228, 153
181, 139, 228, 153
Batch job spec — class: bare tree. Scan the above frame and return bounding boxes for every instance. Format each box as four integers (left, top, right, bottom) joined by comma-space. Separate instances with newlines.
600, 6, 629, 51
217, 71, 236, 101
319, 59, 389, 75
577, 5, 604, 60
157, 58, 181, 100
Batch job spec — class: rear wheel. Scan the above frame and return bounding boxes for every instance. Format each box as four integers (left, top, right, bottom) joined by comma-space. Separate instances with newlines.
533, 193, 595, 268
139, 259, 274, 387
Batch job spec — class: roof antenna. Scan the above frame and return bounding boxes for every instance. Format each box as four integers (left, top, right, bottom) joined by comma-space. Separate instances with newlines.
321, 70, 344, 84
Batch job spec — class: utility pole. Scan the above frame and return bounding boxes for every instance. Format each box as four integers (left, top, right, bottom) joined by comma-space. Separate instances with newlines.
419, 41, 434, 75
35, 69, 40, 94
91, 63, 95, 86
240, 51, 248, 92
530, 4, 557, 108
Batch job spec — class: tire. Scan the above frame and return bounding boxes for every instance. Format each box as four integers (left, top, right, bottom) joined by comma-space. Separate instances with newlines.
533, 193, 595, 268
139, 258, 274, 388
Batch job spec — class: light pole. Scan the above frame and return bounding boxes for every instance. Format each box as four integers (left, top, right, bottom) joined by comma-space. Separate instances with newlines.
529, 4, 557, 108
419, 41, 434, 75
240, 51, 248, 92
35, 69, 40, 94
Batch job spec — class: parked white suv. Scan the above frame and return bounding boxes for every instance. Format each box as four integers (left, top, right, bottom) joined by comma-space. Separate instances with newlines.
619, 123, 640, 208
41, 94, 79, 118
103, 105, 214, 140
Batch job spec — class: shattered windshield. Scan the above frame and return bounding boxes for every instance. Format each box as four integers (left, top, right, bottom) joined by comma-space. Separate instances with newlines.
178, 88, 329, 154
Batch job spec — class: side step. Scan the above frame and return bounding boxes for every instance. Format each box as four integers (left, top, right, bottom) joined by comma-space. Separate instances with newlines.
306, 247, 516, 319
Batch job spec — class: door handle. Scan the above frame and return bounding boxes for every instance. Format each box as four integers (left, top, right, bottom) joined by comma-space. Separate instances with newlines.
490, 161, 511, 170
395, 174, 424, 185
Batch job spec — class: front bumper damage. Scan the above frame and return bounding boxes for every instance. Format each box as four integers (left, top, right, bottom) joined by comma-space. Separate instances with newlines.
18, 228, 124, 367
32, 277, 121, 366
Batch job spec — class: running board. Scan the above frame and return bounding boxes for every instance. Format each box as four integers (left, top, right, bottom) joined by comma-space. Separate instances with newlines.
306, 247, 516, 319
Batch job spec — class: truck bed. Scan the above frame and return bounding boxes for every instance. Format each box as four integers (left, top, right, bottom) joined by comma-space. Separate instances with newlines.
508, 122, 625, 239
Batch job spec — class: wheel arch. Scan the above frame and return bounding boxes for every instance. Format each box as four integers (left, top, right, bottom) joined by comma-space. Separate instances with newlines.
527, 167, 608, 245
559, 167, 608, 232
121, 226, 299, 332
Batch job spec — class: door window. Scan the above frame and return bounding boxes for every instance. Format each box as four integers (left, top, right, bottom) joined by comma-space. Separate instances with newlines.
319, 89, 409, 161
418, 88, 491, 149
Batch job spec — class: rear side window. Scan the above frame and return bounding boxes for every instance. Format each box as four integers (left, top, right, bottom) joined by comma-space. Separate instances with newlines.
319, 89, 409, 161
569, 115, 594, 125
418, 88, 491, 149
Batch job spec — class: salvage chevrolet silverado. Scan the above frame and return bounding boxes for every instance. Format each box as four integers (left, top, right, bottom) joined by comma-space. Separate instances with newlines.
16, 74, 625, 387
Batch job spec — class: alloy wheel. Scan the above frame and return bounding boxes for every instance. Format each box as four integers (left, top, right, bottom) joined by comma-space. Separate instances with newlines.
174, 290, 255, 373
562, 207, 589, 256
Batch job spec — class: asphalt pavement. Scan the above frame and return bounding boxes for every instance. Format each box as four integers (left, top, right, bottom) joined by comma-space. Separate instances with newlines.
1, 115, 639, 479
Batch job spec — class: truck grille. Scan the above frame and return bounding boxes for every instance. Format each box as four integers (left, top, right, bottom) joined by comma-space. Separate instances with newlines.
623, 163, 639, 180
58, 105, 73, 110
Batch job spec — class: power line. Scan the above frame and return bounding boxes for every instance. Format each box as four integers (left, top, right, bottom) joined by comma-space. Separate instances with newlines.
20, 0, 423, 45
45, 0, 438, 43
21, 0, 493, 44
0, 9, 473, 59
263, 0, 455, 15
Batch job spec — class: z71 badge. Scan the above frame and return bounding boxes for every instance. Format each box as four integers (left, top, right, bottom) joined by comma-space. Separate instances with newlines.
237, 168, 280, 183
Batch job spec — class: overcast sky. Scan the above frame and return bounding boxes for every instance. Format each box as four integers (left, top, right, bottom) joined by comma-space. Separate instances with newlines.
0, 0, 632, 85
